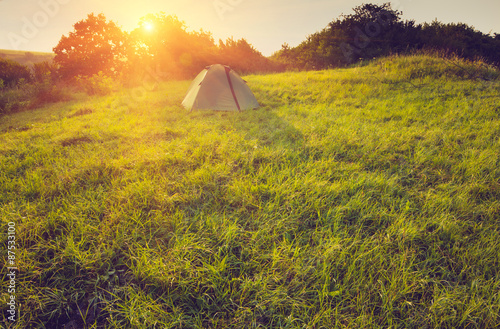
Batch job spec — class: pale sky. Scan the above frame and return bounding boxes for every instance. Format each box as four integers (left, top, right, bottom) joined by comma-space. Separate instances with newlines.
0, 0, 499, 56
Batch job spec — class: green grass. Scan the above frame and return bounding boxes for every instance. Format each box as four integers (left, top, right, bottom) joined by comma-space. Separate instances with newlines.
0, 49, 54, 66
1, 54, 500, 328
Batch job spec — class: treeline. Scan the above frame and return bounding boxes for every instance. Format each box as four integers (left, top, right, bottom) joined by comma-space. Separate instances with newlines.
0, 12, 282, 115
53, 13, 282, 83
0, 13, 281, 88
273, 3, 500, 69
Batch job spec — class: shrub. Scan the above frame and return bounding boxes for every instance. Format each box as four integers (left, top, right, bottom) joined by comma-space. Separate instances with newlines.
374, 52, 500, 82
0, 88, 31, 115
0, 80, 72, 115
33, 61, 58, 83
30, 81, 71, 109
0, 58, 32, 86
76, 71, 118, 96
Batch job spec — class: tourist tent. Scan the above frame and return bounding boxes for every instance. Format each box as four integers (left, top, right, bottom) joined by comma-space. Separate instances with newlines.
182, 64, 259, 111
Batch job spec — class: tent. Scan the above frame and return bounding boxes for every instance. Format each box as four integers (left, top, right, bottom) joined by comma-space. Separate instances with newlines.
182, 64, 259, 111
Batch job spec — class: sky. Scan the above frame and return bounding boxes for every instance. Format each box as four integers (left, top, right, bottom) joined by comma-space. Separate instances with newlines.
0, 0, 499, 56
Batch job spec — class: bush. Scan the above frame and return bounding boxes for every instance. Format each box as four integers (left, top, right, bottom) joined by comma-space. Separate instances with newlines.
33, 61, 58, 83
0, 88, 31, 115
374, 52, 500, 82
0, 58, 32, 86
0, 80, 72, 115
76, 72, 118, 96
30, 81, 71, 109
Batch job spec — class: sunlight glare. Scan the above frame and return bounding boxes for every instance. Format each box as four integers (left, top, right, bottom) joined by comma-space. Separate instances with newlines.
144, 22, 154, 31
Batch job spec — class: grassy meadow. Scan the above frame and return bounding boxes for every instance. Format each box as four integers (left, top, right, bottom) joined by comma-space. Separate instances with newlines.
1, 54, 500, 328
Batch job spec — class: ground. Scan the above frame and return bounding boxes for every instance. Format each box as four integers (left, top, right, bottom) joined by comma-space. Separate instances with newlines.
0, 54, 499, 328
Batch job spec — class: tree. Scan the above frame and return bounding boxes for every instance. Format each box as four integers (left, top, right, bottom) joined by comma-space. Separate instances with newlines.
272, 3, 404, 69
53, 13, 128, 79
129, 13, 218, 79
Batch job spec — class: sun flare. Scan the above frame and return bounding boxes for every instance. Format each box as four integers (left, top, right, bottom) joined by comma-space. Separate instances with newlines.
144, 22, 154, 31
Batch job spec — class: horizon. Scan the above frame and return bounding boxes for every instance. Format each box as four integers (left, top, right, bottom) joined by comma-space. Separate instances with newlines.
1, 0, 499, 57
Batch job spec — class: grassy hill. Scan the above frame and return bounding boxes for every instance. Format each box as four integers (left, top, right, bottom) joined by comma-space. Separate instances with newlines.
0, 49, 54, 66
1, 54, 500, 328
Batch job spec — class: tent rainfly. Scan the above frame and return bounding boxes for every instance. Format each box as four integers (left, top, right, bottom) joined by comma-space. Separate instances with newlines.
182, 64, 259, 111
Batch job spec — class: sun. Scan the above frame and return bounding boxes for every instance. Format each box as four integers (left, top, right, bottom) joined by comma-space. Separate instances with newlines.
143, 22, 154, 31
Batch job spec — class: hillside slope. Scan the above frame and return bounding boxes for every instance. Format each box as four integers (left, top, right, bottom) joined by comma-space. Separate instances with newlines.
0, 49, 54, 66
1, 55, 499, 328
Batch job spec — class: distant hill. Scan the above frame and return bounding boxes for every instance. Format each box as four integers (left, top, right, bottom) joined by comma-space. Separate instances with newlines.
0, 49, 54, 66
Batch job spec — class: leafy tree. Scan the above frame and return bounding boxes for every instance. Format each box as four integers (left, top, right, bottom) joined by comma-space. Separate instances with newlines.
129, 13, 221, 79
322, 3, 403, 65
218, 37, 274, 74
53, 13, 128, 80
128, 13, 280, 79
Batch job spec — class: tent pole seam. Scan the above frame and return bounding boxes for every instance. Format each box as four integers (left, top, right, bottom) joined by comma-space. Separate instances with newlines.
225, 67, 241, 111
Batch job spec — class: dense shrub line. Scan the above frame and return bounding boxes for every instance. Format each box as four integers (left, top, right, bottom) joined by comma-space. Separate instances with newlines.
272, 3, 500, 70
